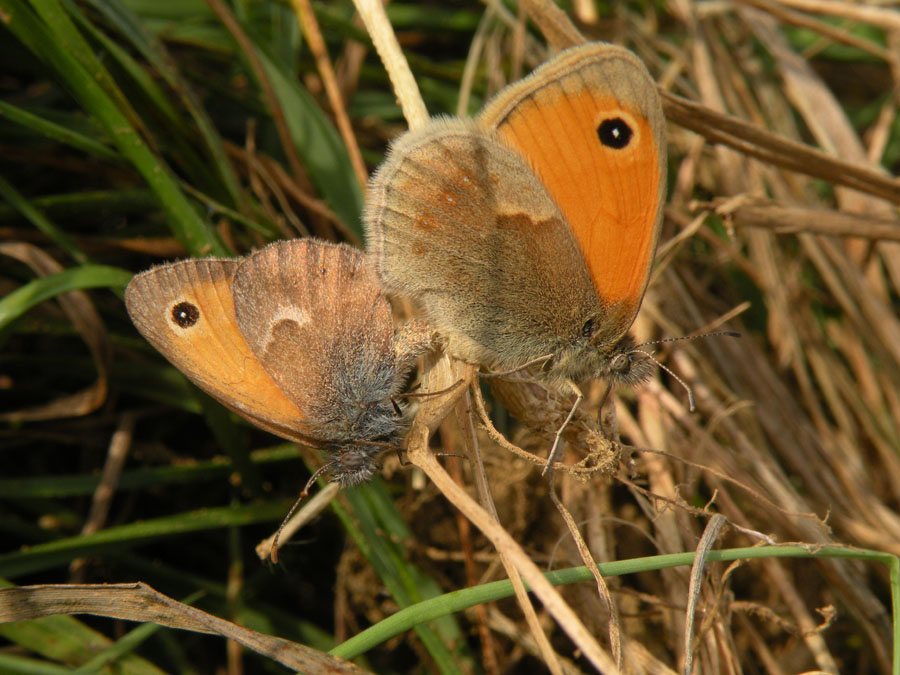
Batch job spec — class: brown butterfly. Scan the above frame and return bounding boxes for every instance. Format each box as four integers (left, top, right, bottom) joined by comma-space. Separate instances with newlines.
364, 43, 666, 466
125, 238, 433, 486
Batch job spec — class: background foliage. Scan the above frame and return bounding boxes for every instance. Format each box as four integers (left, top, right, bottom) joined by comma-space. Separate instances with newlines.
1, 0, 899, 672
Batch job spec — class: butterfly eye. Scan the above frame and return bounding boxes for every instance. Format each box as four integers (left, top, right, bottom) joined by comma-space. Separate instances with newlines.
609, 352, 632, 375
581, 318, 595, 338
171, 301, 200, 328
597, 117, 633, 149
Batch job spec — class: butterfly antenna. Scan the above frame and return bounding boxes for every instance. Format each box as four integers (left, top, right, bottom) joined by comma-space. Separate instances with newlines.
356, 438, 400, 449
631, 349, 696, 411
302, 463, 333, 497
269, 463, 332, 563
637, 330, 741, 350
393, 379, 467, 400
630, 331, 740, 411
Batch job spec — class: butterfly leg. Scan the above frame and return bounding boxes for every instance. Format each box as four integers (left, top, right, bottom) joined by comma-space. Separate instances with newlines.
478, 353, 553, 379
390, 397, 403, 416
389, 319, 439, 414
393, 319, 437, 373
542, 379, 583, 476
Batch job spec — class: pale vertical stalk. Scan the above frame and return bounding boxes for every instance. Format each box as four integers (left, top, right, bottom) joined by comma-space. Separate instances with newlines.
456, 387, 566, 675
351, 0, 429, 129
411, 355, 618, 673
353, 3, 617, 670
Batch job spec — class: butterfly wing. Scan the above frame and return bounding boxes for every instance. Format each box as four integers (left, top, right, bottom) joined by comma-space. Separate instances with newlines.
124, 259, 319, 443
479, 42, 666, 343
365, 118, 602, 374
231, 239, 404, 444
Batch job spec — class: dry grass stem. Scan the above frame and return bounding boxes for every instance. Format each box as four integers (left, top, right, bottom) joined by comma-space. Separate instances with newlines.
0, 584, 364, 673
289, 0, 369, 189
6, 0, 898, 671
0, 242, 109, 421
351, 0, 429, 129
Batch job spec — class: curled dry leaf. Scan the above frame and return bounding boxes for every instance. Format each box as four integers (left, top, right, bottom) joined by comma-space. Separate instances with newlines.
0, 242, 110, 422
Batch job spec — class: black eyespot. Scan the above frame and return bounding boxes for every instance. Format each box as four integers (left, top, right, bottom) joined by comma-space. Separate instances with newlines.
581, 319, 595, 339
171, 301, 200, 328
597, 117, 633, 149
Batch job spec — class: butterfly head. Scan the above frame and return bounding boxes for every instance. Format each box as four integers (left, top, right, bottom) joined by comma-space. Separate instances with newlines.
545, 329, 654, 386
312, 393, 412, 488
591, 333, 655, 385
326, 445, 382, 488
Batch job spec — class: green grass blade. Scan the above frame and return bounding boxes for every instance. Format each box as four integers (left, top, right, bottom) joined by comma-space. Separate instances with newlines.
4, 0, 226, 255
0, 99, 120, 161
256, 48, 364, 237
0, 502, 288, 578
330, 482, 474, 674
0, 176, 87, 264
0, 265, 133, 330
333, 545, 900, 660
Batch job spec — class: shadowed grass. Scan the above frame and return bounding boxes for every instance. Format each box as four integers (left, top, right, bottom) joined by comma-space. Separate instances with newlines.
1, 0, 898, 672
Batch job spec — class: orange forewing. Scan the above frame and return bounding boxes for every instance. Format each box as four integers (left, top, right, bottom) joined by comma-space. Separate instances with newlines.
124, 260, 318, 444
479, 43, 665, 322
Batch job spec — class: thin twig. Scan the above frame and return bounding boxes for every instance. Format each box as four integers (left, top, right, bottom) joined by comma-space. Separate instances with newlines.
290, 0, 369, 189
